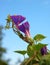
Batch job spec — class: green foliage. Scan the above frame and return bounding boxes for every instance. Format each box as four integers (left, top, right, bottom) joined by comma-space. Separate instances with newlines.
27, 44, 35, 57
33, 34, 46, 42
39, 54, 50, 65
21, 58, 39, 65
0, 25, 9, 65
34, 43, 47, 51
42, 54, 50, 60
0, 47, 6, 53
27, 43, 47, 57
0, 60, 8, 65
14, 50, 27, 55
39, 59, 50, 65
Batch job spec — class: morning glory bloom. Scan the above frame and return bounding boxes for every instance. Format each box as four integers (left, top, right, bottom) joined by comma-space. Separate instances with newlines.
41, 46, 47, 55
9, 15, 30, 37
10, 15, 26, 26
18, 22, 30, 38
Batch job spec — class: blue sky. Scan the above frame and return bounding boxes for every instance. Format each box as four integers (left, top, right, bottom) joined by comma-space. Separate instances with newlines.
0, 0, 50, 65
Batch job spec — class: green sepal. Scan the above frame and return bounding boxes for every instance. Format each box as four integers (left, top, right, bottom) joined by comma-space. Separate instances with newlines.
5, 25, 10, 29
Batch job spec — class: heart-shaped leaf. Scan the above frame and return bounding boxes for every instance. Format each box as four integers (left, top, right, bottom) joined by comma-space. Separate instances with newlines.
33, 34, 46, 42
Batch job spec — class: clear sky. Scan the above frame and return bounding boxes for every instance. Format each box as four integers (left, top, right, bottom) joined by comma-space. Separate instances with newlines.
0, 0, 50, 65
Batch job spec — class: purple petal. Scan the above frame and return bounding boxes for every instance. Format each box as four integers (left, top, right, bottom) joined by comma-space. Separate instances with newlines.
18, 22, 30, 33
41, 46, 47, 55
10, 15, 26, 25
18, 24, 25, 33
23, 22, 30, 31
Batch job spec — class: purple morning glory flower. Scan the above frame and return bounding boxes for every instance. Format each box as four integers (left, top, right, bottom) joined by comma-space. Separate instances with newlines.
41, 46, 47, 55
10, 15, 26, 26
9, 15, 30, 37
18, 22, 30, 37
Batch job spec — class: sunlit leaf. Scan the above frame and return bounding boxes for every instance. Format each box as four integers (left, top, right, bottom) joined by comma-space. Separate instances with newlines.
14, 50, 27, 55
35, 43, 48, 51
33, 34, 46, 42
27, 45, 35, 57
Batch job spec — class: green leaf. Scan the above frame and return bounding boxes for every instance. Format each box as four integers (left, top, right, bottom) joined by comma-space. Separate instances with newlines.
39, 54, 50, 65
27, 45, 35, 57
33, 34, 46, 42
14, 50, 27, 55
42, 54, 50, 60
27, 43, 47, 57
35, 43, 48, 51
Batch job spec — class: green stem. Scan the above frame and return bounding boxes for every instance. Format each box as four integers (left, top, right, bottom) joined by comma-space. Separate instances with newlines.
25, 55, 35, 65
